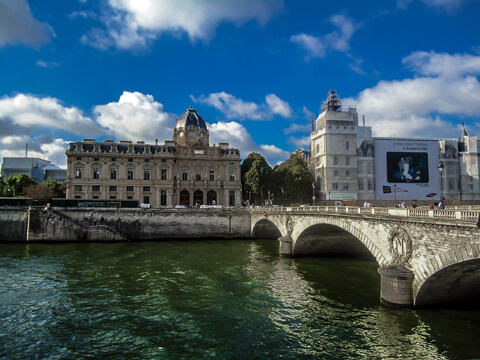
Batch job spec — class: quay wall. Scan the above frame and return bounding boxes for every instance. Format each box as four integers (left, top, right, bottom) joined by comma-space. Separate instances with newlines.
0, 207, 252, 242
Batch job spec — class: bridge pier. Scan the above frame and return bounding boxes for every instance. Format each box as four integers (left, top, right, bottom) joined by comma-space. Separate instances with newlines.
378, 265, 414, 307
278, 235, 293, 256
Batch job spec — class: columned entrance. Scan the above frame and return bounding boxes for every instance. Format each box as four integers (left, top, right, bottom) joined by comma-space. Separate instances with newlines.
207, 190, 217, 205
180, 190, 190, 205
194, 190, 203, 206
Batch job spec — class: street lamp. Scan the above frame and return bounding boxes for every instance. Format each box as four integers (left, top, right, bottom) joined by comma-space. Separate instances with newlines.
438, 161, 445, 201
393, 184, 397, 206
312, 182, 316, 206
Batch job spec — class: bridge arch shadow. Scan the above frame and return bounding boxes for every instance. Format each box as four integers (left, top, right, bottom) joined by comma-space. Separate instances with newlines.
294, 224, 377, 262
415, 258, 480, 307
252, 219, 282, 239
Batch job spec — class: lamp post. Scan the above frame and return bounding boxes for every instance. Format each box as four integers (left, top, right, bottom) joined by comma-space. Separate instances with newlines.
312, 182, 316, 206
438, 161, 445, 201
393, 184, 397, 206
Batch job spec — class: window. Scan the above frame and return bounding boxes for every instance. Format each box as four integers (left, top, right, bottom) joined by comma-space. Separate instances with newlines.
93, 168, 100, 179
110, 196, 116, 199
93, 196, 99, 199
343, 184, 349, 191
143, 196, 150, 204
145, 159, 150, 163
358, 165, 363, 175
128, 158, 133, 162
129, 147, 133, 153
143, 186, 150, 192
75, 185, 82, 191
76, 167, 82, 179
316, 144, 319, 154
162, 159, 167, 163
230, 171, 235, 181
358, 180, 364, 191
345, 157, 350, 166
111, 168, 117, 179
112, 158, 116, 162
94, 157, 99, 161
196, 170, 202, 181
161, 169, 167, 180
367, 163, 372, 175
334, 170, 339, 178
332, 183, 338, 191
368, 180, 373, 191
76, 157, 82, 161
92, 186, 100, 192
346, 141, 350, 151
346, 170, 351, 178
146, 147, 150, 154
112, 146, 117, 152
449, 179, 454, 191
144, 169, 150, 180
127, 196, 133, 200
333, 156, 338, 165
127, 186, 134, 192
110, 186, 117, 192
209, 171, 215, 181
229, 191, 235, 206
95, 146, 100, 152
128, 168, 134, 180
182, 170, 188, 180
161, 190, 167, 206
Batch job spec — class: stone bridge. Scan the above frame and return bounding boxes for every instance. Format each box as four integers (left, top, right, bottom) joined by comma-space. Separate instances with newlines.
250, 206, 480, 308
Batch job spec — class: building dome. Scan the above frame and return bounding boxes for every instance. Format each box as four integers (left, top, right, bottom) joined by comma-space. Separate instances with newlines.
175, 105, 207, 131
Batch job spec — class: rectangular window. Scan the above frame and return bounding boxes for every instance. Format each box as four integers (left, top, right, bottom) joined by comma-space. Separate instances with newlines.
143, 186, 150, 192
144, 169, 150, 180
209, 171, 215, 181
128, 158, 133, 162
346, 170, 351, 178
112, 158, 116, 162
109, 186, 117, 192
161, 169, 167, 180
76, 167, 82, 179
74, 185, 82, 191
161, 190, 167, 206
76, 157, 82, 161
230, 171, 235, 181
196, 170, 202, 181
94, 157, 99, 161
182, 170, 188, 181
145, 159, 150, 163
93, 196, 99, 199
95, 146, 99, 153
345, 157, 350, 166
92, 186, 100, 192
333, 156, 338, 165
127, 186, 134, 192
129, 147, 133, 153
229, 190, 235, 206
112, 146, 117, 153
358, 180, 364, 191
127, 168, 134, 180
368, 180, 373, 191
343, 184, 349, 191
162, 158, 167, 163
93, 168, 100, 179
346, 141, 350, 151
111, 168, 117, 179
367, 163, 372, 175
332, 183, 338, 191
143, 196, 150, 204
146, 147, 150, 154
127, 196, 133, 200
110, 196, 116, 199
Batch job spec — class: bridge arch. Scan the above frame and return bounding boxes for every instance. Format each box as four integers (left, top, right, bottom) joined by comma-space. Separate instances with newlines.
414, 245, 480, 306
251, 218, 282, 239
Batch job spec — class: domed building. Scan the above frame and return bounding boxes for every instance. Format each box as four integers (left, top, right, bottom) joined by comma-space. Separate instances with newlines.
65, 106, 242, 207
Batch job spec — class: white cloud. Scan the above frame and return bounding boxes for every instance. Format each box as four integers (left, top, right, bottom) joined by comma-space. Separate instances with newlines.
94, 91, 176, 142
36, 60, 61, 68
343, 51, 480, 138
422, 0, 464, 12
192, 92, 293, 120
290, 14, 361, 60
0, 0, 53, 48
0, 93, 102, 135
208, 121, 257, 154
81, 0, 284, 50
288, 135, 311, 148
284, 123, 311, 135
259, 144, 290, 158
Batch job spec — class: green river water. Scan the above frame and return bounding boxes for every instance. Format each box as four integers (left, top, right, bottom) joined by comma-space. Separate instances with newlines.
1, 239, 479, 359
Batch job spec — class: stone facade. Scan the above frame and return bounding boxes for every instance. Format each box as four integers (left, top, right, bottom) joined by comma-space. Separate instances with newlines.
65, 106, 242, 207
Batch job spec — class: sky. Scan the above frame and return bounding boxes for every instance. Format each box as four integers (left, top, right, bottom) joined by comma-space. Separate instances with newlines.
1, 0, 480, 168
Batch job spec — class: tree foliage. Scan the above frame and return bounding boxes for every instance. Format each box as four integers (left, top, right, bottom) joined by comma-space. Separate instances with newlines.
274, 154, 313, 205
2, 174, 37, 197
22, 179, 66, 203
242, 153, 274, 205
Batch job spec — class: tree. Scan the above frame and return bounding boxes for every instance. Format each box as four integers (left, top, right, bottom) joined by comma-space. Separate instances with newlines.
242, 153, 274, 205
274, 154, 313, 205
44, 178, 66, 198
3, 174, 37, 197
22, 179, 66, 204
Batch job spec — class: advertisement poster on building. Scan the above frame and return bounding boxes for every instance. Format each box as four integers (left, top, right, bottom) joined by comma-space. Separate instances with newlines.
375, 139, 440, 201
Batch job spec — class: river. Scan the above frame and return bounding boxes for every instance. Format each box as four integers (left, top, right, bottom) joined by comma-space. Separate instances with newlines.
1, 239, 479, 359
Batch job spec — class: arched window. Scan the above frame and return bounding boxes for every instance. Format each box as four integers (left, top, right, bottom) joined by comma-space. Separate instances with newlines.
180, 190, 190, 205
207, 190, 217, 205
194, 190, 203, 206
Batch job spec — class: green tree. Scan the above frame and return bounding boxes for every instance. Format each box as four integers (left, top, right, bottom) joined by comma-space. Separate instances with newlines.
44, 178, 66, 198
3, 174, 37, 197
244, 154, 274, 205
274, 154, 313, 205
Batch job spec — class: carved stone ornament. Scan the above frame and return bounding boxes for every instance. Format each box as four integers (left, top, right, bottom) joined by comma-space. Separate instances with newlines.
388, 226, 413, 265
286, 216, 294, 236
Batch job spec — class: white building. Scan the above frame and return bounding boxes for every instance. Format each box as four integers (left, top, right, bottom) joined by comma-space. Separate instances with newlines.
311, 90, 480, 204
1, 157, 66, 183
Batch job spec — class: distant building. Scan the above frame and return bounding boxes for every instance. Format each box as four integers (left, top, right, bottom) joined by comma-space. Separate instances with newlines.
310, 90, 480, 203
1, 157, 66, 183
65, 106, 242, 207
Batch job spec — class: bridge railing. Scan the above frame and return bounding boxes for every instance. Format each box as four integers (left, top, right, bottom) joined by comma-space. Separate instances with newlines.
251, 206, 480, 223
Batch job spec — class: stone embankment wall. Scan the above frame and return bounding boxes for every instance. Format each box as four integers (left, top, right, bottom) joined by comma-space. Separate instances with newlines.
0, 207, 251, 242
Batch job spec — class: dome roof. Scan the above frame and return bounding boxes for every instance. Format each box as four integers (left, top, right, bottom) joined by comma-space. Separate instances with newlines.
175, 105, 207, 131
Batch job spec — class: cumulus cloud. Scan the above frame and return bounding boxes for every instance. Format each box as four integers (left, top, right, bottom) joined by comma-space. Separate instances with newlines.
259, 144, 290, 158
192, 92, 293, 120
0, 0, 53, 48
81, 0, 284, 50
0, 93, 102, 135
343, 51, 480, 138
284, 123, 311, 135
288, 135, 311, 148
291, 14, 361, 60
94, 91, 176, 142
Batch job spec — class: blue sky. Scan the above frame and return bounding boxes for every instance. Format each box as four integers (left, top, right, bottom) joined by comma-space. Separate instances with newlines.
1, 0, 480, 167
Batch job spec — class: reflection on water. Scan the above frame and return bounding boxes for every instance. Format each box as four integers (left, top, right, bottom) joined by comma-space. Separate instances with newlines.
0, 240, 479, 359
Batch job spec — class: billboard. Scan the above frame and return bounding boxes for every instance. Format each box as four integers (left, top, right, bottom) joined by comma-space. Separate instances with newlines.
375, 139, 440, 201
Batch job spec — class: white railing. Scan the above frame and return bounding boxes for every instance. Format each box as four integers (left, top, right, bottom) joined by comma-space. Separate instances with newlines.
250, 206, 480, 223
